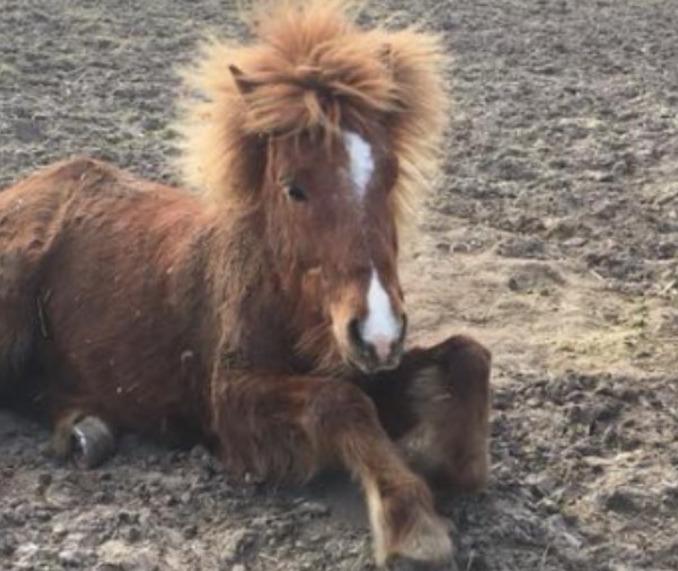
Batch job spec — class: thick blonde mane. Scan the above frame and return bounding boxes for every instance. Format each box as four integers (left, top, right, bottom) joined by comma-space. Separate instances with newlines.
175, 0, 449, 224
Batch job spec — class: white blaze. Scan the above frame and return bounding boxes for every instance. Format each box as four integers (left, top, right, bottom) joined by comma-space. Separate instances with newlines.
344, 131, 374, 200
343, 132, 399, 361
362, 268, 401, 361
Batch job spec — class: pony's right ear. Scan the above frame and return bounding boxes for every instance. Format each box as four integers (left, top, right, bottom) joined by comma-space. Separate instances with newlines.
229, 65, 257, 96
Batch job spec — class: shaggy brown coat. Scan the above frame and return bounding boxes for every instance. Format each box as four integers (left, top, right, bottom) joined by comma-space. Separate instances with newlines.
0, 2, 490, 567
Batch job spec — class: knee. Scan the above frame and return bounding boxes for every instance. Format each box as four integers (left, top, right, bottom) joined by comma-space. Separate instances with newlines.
433, 335, 491, 398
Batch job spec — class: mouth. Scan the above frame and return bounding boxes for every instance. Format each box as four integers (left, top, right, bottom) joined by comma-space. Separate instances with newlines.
346, 350, 402, 376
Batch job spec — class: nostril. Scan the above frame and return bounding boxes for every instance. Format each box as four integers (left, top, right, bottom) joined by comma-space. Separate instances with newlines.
348, 318, 364, 348
399, 313, 408, 342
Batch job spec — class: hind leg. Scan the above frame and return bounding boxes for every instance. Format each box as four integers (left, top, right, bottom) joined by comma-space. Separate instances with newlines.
366, 335, 491, 493
51, 409, 116, 469
0, 300, 35, 397
0, 300, 115, 469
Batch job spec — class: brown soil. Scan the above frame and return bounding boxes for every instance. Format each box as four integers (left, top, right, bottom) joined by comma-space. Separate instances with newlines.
1, 1, 677, 570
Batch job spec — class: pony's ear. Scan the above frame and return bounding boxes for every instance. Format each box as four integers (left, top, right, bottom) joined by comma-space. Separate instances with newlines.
229, 64, 258, 96
376, 31, 448, 122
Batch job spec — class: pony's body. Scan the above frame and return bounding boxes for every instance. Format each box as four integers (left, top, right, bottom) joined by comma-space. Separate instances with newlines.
1, 159, 211, 433
0, 156, 339, 443
0, 2, 491, 568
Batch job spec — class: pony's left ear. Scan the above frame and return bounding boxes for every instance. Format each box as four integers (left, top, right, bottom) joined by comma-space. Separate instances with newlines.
229, 64, 258, 96
375, 30, 448, 126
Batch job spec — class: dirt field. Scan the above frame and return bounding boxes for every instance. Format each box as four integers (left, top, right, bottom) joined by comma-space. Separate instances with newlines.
1, 0, 677, 569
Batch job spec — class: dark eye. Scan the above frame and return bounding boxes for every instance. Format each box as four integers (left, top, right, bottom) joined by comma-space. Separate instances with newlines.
286, 184, 308, 202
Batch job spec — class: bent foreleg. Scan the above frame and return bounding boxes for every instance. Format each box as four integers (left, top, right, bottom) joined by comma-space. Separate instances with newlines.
210, 373, 454, 568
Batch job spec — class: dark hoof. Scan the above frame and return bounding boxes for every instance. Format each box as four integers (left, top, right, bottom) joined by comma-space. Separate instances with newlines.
71, 416, 115, 469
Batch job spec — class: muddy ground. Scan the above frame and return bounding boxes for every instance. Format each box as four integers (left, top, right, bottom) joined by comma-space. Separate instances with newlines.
1, 0, 677, 569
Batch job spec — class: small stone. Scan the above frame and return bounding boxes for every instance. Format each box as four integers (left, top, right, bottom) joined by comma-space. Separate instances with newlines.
661, 483, 678, 509
52, 522, 69, 539
117, 511, 134, 525
593, 401, 622, 423
565, 404, 586, 424
497, 236, 546, 259
126, 527, 141, 543
601, 425, 618, 447
0, 537, 16, 556
220, 528, 254, 563
600, 488, 642, 513
183, 524, 198, 539
658, 242, 676, 259
511, 215, 546, 233
94, 491, 113, 504
611, 156, 635, 178
164, 494, 177, 506
35, 510, 53, 522
142, 117, 163, 131
298, 500, 330, 517
37, 472, 52, 489
58, 548, 78, 566
563, 236, 588, 248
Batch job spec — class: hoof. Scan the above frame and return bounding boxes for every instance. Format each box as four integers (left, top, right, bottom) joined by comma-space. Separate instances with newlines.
382, 512, 455, 571
71, 416, 115, 469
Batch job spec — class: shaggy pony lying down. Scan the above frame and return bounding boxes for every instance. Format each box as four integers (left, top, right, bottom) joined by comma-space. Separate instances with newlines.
0, 1, 490, 568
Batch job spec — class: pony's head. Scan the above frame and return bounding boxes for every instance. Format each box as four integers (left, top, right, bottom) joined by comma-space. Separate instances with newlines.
177, 0, 448, 373
262, 123, 405, 372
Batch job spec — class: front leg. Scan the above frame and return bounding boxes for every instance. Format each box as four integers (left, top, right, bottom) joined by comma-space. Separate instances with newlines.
210, 372, 454, 569
365, 335, 491, 492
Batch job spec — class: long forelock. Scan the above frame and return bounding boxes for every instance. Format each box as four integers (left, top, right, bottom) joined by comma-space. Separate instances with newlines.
175, 0, 449, 232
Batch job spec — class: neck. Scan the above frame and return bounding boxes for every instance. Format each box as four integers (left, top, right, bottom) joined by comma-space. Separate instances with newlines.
266, 239, 344, 375
200, 200, 343, 375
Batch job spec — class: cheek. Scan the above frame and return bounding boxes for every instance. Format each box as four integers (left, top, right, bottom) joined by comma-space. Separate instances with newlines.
286, 206, 323, 266
300, 267, 325, 311
367, 217, 399, 267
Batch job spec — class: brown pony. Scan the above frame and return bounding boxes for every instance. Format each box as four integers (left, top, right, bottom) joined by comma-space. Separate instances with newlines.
0, 1, 490, 568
